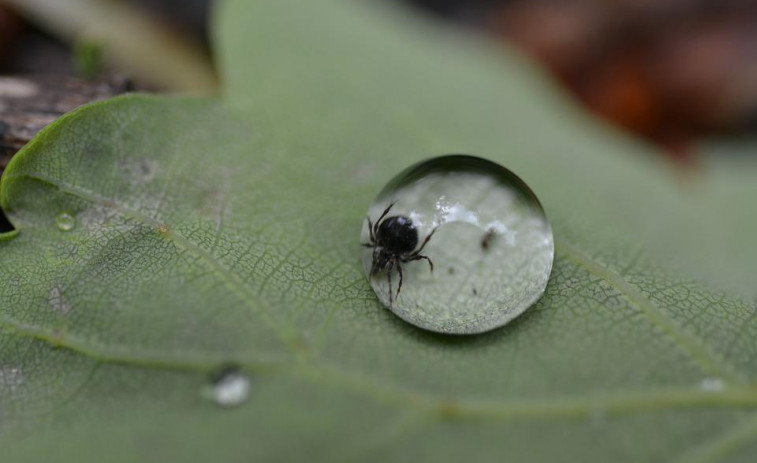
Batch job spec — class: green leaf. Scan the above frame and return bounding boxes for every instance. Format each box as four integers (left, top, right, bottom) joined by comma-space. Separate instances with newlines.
2, 1, 757, 461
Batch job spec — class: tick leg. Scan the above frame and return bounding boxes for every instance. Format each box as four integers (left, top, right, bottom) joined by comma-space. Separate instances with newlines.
361, 243, 373, 248
396, 261, 404, 302
386, 259, 395, 306
374, 201, 396, 236
407, 254, 434, 273
410, 227, 437, 257
366, 217, 375, 242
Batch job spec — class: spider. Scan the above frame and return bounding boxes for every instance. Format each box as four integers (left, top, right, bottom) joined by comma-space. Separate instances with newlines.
362, 202, 437, 305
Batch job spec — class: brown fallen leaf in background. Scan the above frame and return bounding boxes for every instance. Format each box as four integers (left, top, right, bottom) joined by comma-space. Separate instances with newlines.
409, 0, 757, 160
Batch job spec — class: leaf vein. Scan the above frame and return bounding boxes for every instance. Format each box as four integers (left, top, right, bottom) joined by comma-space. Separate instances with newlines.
556, 239, 744, 385
3, 172, 304, 354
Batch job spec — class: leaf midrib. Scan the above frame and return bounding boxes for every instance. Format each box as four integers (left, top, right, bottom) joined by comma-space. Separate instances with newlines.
556, 240, 744, 385
3, 312, 757, 423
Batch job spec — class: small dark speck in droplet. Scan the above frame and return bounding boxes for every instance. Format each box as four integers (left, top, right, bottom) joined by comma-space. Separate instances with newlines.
481, 228, 497, 250
472, 288, 478, 296
448, 267, 455, 275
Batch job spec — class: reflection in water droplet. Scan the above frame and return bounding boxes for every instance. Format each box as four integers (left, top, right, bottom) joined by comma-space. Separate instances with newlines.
361, 155, 554, 335
206, 367, 251, 408
55, 212, 76, 231
699, 377, 726, 392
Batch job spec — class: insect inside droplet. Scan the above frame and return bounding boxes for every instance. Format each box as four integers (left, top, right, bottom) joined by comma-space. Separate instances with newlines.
360, 154, 554, 335
481, 228, 497, 250
362, 203, 436, 305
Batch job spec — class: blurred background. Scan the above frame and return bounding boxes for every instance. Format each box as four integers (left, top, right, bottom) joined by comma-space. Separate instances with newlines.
0, 0, 755, 229
406, 0, 757, 159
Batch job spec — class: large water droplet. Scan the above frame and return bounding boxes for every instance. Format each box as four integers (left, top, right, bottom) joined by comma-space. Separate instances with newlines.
55, 212, 76, 232
361, 155, 554, 335
206, 367, 251, 408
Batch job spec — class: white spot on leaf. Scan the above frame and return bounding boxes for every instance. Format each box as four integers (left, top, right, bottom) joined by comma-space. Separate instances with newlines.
206, 369, 251, 408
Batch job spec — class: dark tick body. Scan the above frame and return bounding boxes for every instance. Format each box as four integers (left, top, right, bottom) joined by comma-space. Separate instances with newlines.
481, 228, 497, 250
363, 203, 436, 305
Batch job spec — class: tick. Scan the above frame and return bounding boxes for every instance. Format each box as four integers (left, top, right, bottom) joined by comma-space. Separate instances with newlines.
481, 228, 497, 250
363, 202, 436, 305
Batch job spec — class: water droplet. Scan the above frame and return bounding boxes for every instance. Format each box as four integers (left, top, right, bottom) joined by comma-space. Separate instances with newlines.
55, 212, 76, 232
361, 155, 554, 334
699, 377, 726, 392
205, 367, 251, 408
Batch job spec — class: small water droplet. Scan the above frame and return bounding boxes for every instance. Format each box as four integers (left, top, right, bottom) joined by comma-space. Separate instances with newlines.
699, 377, 726, 392
55, 212, 76, 231
205, 367, 251, 408
361, 155, 554, 334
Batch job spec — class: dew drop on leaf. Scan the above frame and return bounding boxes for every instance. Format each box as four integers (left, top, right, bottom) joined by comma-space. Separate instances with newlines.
205, 367, 251, 408
54, 212, 76, 232
361, 155, 554, 335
